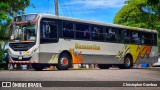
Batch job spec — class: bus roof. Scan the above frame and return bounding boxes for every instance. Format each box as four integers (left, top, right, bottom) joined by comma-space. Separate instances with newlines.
22, 13, 158, 33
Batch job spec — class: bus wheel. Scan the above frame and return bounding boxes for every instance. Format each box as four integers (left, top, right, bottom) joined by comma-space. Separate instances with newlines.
31, 64, 45, 71
119, 55, 133, 69
98, 64, 110, 69
56, 53, 71, 70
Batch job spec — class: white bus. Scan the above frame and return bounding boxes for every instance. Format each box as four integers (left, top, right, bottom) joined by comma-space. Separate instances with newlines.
8, 14, 158, 70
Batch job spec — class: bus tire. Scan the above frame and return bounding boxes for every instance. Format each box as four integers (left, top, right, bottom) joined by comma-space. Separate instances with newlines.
119, 55, 133, 69
98, 64, 110, 69
31, 64, 45, 71
56, 53, 71, 70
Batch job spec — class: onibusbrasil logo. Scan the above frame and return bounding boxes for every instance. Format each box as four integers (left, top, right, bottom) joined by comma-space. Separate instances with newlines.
2, 82, 42, 87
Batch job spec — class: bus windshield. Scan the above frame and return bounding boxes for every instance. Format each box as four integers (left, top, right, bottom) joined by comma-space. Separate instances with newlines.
10, 23, 37, 42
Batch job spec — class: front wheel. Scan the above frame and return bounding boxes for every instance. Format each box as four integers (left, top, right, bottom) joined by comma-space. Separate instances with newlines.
119, 55, 133, 69
31, 64, 45, 71
56, 53, 72, 70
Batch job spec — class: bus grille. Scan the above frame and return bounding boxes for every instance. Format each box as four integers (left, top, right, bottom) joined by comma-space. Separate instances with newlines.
11, 57, 31, 61
9, 42, 35, 51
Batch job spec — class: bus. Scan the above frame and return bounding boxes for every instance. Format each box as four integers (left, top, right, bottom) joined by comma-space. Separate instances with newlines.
8, 13, 158, 70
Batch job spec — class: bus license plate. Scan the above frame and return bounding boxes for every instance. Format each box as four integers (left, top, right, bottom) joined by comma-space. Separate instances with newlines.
18, 56, 22, 60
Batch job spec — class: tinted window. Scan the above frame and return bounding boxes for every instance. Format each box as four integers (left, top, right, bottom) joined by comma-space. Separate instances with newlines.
40, 18, 58, 43
131, 31, 141, 44
75, 23, 90, 39
120, 29, 131, 43
63, 21, 74, 38
141, 32, 152, 45
153, 33, 157, 46
91, 26, 104, 41
104, 27, 116, 42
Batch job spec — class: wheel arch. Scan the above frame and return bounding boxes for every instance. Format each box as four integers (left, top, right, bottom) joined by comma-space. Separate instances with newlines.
125, 53, 133, 64
125, 53, 133, 59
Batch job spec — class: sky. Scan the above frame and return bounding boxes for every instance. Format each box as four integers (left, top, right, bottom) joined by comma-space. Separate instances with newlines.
25, 0, 126, 24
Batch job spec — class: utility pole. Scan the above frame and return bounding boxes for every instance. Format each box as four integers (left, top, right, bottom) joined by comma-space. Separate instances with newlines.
54, 0, 59, 16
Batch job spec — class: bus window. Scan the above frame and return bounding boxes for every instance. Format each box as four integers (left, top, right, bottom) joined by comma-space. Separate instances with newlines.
91, 26, 104, 41
143, 32, 152, 45
120, 29, 131, 43
131, 31, 140, 44
105, 27, 116, 42
75, 23, 90, 39
63, 21, 74, 38
153, 33, 158, 46
40, 19, 58, 43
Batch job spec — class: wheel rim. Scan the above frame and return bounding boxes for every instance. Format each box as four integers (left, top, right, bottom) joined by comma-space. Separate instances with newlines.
125, 58, 130, 67
61, 58, 68, 66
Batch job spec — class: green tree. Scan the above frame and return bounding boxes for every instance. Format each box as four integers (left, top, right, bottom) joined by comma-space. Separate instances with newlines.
0, 0, 35, 38
114, 0, 160, 53
0, 0, 33, 67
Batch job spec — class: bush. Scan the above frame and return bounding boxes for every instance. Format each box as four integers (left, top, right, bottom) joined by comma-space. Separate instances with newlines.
0, 53, 9, 70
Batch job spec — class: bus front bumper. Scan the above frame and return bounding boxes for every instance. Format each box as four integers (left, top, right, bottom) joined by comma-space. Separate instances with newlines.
9, 56, 38, 64
9, 60, 38, 64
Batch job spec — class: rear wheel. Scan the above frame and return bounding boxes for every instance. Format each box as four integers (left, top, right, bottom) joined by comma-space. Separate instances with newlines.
56, 53, 71, 70
31, 64, 45, 71
119, 55, 133, 69
98, 64, 110, 69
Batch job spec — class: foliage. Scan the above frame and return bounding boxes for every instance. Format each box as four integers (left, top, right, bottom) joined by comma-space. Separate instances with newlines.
0, 0, 33, 66
0, 0, 34, 38
0, 41, 7, 65
114, 0, 160, 53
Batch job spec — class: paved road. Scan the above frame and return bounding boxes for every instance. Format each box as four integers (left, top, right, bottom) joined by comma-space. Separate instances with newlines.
0, 67, 160, 90
0, 67, 160, 81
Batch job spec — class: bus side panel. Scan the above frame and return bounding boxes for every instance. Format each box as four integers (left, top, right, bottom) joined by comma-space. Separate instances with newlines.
135, 46, 158, 64
30, 52, 40, 63
39, 52, 59, 63
38, 40, 158, 65
38, 39, 125, 64
82, 55, 124, 64
117, 44, 158, 64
